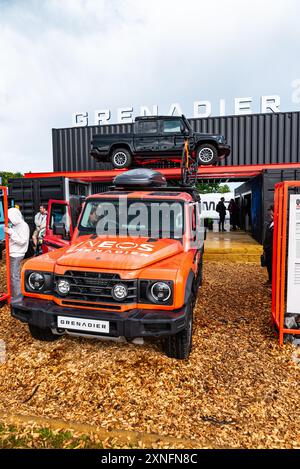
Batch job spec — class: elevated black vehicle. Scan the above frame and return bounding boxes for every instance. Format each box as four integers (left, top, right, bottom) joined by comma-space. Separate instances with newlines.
91, 114, 230, 169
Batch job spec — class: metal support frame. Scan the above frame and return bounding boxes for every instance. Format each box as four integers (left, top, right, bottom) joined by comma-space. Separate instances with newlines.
23, 162, 300, 183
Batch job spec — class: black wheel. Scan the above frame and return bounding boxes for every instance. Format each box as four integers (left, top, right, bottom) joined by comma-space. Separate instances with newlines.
163, 296, 194, 360
110, 148, 132, 169
28, 324, 61, 342
196, 144, 218, 166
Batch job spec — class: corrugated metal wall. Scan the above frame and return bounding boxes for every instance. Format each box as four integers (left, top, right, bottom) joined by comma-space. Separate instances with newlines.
52, 123, 133, 171
52, 111, 300, 172
9, 177, 66, 232
235, 169, 300, 243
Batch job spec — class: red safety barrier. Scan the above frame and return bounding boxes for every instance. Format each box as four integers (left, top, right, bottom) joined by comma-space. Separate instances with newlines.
272, 181, 300, 345
0, 186, 10, 305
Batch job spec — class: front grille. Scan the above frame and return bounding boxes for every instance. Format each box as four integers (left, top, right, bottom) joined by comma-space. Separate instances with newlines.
61, 301, 121, 310
55, 271, 137, 304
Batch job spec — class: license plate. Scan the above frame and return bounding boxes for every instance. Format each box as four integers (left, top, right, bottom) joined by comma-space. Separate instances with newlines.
57, 316, 110, 334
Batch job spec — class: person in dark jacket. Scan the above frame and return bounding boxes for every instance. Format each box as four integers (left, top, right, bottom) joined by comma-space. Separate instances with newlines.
216, 197, 227, 232
228, 199, 238, 231
75, 197, 86, 223
263, 205, 274, 286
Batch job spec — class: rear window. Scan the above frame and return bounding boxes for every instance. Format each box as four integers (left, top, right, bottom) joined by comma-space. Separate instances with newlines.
136, 121, 158, 134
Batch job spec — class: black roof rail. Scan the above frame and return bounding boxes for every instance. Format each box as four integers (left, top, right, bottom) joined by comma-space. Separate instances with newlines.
135, 114, 186, 122
106, 184, 200, 201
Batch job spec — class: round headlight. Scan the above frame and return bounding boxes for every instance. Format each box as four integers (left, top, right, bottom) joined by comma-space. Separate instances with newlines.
150, 282, 171, 302
57, 279, 70, 296
112, 283, 128, 301
28, 272, 45, 291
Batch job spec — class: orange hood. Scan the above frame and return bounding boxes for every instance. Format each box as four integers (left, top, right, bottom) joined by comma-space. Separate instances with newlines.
56, 236, 183, 270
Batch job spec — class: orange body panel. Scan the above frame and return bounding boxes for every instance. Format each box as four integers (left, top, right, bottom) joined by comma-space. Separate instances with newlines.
21, 192, 202, 314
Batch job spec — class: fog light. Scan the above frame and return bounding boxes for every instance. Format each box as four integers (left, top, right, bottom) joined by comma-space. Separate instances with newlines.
57, 279, 70, 295
28, 272, 45, 291
112, 283, 128, 301
150, 282, 171, 302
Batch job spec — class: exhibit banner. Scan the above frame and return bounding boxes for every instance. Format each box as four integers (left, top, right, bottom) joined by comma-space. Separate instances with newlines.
199, 193, 234, 220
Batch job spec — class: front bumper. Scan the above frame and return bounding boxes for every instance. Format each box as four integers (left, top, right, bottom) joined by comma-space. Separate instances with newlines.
217, 144, 231, 158
11, 297, 188, 338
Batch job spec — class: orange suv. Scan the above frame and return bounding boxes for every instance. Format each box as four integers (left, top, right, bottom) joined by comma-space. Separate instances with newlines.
11, 169, 204, 359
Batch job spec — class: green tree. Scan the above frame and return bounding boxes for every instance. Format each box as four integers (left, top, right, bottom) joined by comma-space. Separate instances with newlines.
196, 181, 231, 193
219, 184, 231, 193
0, 172, 23, 186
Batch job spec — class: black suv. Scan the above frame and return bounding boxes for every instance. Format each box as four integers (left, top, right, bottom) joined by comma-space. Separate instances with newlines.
91, 115, 230, 169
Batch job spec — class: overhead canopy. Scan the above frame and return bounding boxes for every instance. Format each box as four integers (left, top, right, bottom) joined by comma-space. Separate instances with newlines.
24, 162, 300, 183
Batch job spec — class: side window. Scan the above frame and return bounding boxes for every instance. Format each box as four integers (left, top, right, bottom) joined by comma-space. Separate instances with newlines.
50, 204, 71, 235
163, 120, 182, 133
191, 206, 196, 231
137, 121, 158, 134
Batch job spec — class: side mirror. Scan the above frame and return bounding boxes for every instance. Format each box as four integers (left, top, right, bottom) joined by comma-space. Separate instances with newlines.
53, 222, 66, 237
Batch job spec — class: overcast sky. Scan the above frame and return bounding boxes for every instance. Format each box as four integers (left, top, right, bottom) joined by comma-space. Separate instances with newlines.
0, 0, 300, 173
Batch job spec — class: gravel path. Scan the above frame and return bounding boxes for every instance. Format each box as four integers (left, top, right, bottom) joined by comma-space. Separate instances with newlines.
0, 262, 299, 448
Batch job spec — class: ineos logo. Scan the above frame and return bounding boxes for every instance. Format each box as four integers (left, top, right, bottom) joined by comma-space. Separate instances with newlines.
97, 241, 154, 252
116, 242, 137, 249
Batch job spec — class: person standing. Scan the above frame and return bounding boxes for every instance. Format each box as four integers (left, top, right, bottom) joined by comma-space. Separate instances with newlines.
263, 205, 274, 286
75, 197, 86, 223
228, 198, 238, 231
32, 205, 47, 249
216, 197, 227, 232
4, 207, 30, 301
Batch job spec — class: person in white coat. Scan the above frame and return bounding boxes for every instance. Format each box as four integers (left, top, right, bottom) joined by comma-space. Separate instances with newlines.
4, 207, 30, 301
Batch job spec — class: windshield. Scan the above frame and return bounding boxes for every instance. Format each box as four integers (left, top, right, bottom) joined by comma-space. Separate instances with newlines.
79, 198, 184, 239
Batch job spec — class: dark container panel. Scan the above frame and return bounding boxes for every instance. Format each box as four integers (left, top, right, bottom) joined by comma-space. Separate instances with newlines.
52, 111, 300, 172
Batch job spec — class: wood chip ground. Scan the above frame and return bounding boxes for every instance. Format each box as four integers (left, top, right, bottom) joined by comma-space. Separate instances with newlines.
0, 262, 299, 448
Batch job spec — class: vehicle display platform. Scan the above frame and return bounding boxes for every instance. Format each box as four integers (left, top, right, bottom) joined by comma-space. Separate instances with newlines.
24, 162, 300, 183
204, 230, 263, 263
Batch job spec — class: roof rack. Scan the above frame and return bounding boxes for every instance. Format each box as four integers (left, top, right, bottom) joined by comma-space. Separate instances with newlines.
111, 168, 200, 201
108, 184, 200, 201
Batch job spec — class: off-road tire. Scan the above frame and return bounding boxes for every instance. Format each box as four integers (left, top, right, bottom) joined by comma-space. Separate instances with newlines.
28, 324, 60, 342
163, 296, 194, 360
196, 143, 218, 166
110, 148, 132, 169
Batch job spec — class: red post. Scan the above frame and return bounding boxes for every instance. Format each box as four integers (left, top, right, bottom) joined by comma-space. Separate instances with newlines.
274, 184, 284, 330
272, 181, 300, 345
1, 186, 10, 304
